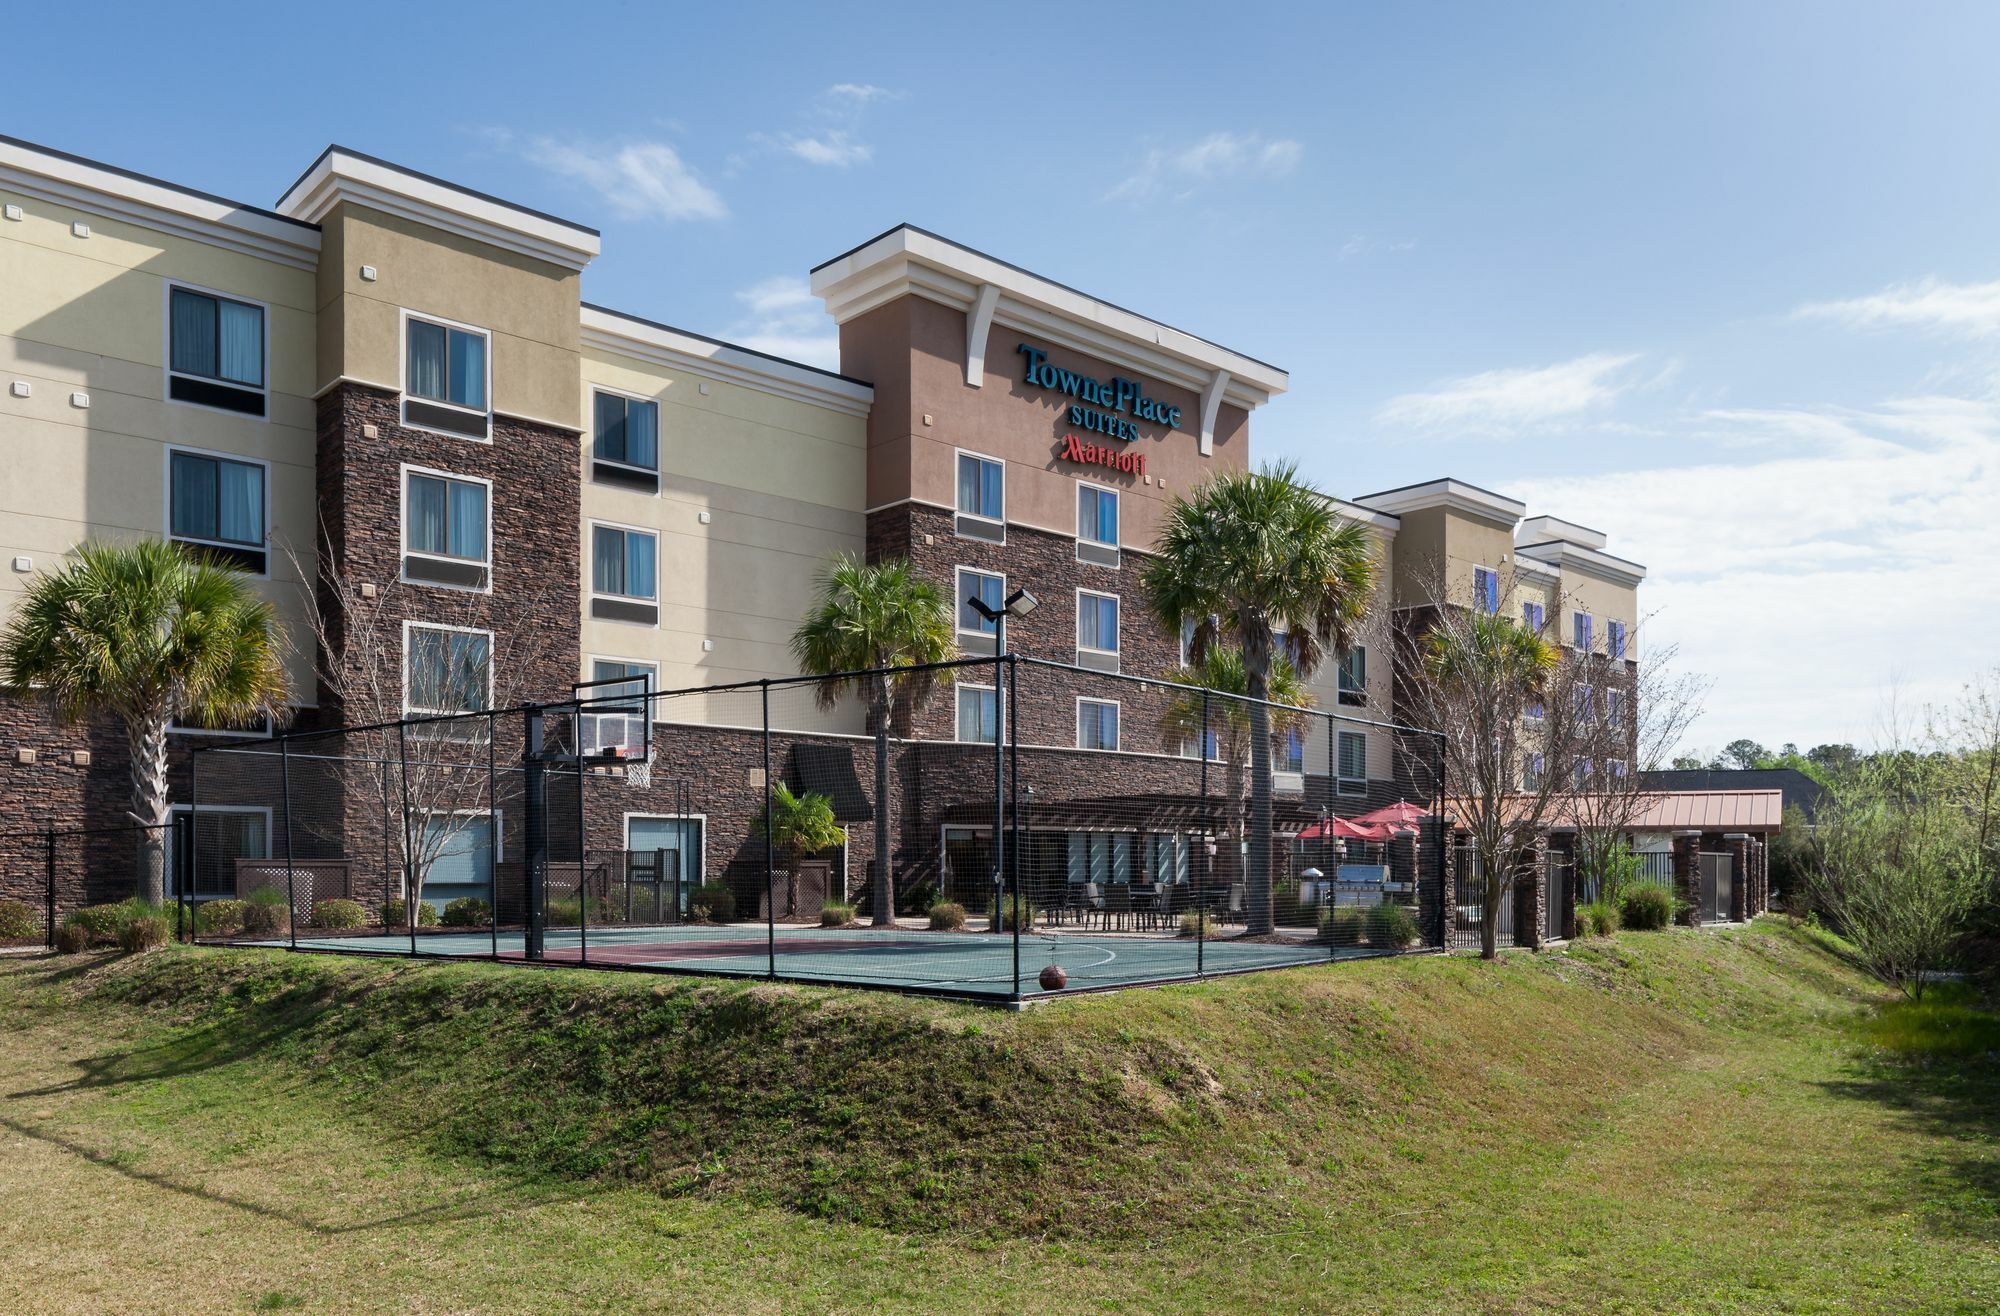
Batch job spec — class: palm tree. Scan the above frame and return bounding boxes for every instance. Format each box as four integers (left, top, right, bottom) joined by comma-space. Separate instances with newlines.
1144, 462, 1377, 933
0, 539, 290, 903
1417, 608, 1561, 959
1161, 647, 1311, 897
791, 554, 956, 926
756, 782, 845, 918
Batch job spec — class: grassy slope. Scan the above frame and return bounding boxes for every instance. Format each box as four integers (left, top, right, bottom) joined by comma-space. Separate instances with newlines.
0, 922, 1993, 1314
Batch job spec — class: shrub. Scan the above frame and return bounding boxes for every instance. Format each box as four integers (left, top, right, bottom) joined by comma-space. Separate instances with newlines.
0, 898, 38, 940
822, 901, 858, 928
242, 900, 291, 935
694, 883, 735, 923
544, 896, 623, 927
1177, 909, 1220, 939
927, 901, 966, 931
1365, 901, 1420, 948
67, 903, 133, 944
1273, 883, 1322, 929
245, 884, 290, 907
195, 899, 248, 935
1320, 905, 1366, 943
440, 897, 491, 928
312, 899, 365, 930
995, 902, 1036, 932
1576, 900, 1622, 938
53, 920, 90, 954
117, 915, 169, 953
1620, 884, 1674, 931
380, 898, 439, 929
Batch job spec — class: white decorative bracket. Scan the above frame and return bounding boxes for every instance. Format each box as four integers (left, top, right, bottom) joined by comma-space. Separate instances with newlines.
1199, 368, 1230, 456
964, 283, 1000, 387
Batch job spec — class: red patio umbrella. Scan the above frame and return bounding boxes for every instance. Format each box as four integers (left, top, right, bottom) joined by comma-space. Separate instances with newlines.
1352, 801, 1432, 827
1296, 816, 1390, 841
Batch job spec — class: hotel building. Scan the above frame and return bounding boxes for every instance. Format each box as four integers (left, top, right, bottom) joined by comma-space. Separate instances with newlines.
0, 135, 1646, 914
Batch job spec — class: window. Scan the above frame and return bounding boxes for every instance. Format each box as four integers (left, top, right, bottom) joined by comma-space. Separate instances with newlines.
957, 683, 998, 744
1076, 591, 1120, 670
1179, 614, 1217, 667
1522, 753, 1545, 791
1526, 697, 1545, 721
1608, 759, 1628, 780
1337, 647, 1367, 707
628, 816, 704, 905
404, 313, 490, 439
1077, 699, 1120, 752
169, 804, 270, 899
1147, 833, 1191, 886
1181, 727, 1220, 761
1607, 689, 1626, 730
170, 709, 274, 739
1573, 611, 1594, 652
1523, 601, 1545, 632
955, 451, 1004, 541
403, 467, 490, 590
167, 286, 265, 415
1473, 567, 1499, 614
418, 812, 499, 913
1607, 620, 1627, 660
1279, 727, 1305, 775
956, 568, 1005, 636
1067, 832, 1133, 886
168, 449, 266, 573
593, 390, 660, 490
583, 658, 656, 759
1576, 684, 1595, 722
591, 524, 659, 624
406, 625, 491, 716
1337, 731, 1368, 795
1574, 758, 1594, 788
1076, 482, 1119, 566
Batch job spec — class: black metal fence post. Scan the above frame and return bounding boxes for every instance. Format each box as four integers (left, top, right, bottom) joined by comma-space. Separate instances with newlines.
43, 829, 56, 950
762, 680, 775, 980
523, 706, 547, 962
281, 736, 298, 952
1008, 652, 1020, 1001
1433, 734, 1447, 949
1198, 687, 1210, 978
398, 719, 417, 958
577, 743, 589, 967
186, 749, 200, 942
487, 709, 498, 961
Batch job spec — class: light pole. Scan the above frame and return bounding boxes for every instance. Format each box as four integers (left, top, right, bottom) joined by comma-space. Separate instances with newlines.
966, 587, 1037, 933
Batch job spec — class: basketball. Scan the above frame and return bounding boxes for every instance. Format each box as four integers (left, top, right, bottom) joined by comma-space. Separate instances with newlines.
1038, 963, 1067, 991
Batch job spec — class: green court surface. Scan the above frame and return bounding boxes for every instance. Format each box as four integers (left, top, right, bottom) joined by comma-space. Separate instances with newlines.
271, 923, 1379, 999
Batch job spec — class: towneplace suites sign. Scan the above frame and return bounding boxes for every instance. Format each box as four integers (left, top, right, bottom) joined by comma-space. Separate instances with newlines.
1017, 342, 1179, 478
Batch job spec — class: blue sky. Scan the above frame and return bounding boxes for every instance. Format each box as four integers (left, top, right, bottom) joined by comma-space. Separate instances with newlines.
15, 0, 2000, 754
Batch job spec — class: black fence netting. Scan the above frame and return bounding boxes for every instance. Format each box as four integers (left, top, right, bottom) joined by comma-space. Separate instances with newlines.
186, 656, 1450, 1001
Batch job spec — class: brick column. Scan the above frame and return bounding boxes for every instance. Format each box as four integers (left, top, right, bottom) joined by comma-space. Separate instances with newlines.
1439, 828, 1460, 947
1672, 831, 1701, 927
1548, 831, 1578, 940
1724, 833, 1750, 922
1516, 832, 1548, 949
1755, 837, 1770, 915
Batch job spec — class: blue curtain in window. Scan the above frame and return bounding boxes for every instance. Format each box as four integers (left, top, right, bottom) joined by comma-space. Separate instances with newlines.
1080, 596, 1117, 650
595, 392, 626, 461
448, 481, 486, 559
407, 476, 446, 554
216, 460, 262, 545
1080, 488, 1115, 544
170, 454, 216, 539
448, 330, 486, 409
595, 528, 626, 595
170, 290, 218, 378
980, 460, 1002, 517
625, 532, 656, 599
422, 815, 494, 906
408, 320, 446, 400
627, 401, 658, 469
218, 300, 263, 386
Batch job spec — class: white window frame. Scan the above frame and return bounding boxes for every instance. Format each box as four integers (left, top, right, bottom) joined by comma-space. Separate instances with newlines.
953, 448, 1006, 542
399, 462, 493, 594
623, 812, 708, 885
162, 280, 271, 417
1607, 619, 1627, 660
1074, 479, 1120, 565
169, 710, 275, 739
1521, 752, 1545, 791
163, 443, 271, 579
956, 681, 999, 745
1076, 588, 1121, 661
954, 566, 1006, 638
1278, 725, 1306, 776
1337, 645, 1367, 706
1607, 759, 1628, 781
1472, 565, 1499, 614
590, 384, 662, 480
1076, 697, 1121, 752
399, 307, 494, 442
1573, 610, 1594, 652
415, 807, 507, 899
589, 518, 661, 606
402, 620, 494, 718
1337, 730, 1368, 796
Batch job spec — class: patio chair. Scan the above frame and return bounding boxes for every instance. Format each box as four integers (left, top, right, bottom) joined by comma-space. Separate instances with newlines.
1224, 884, 1245, 925
1056, 883, 1089, 926
1103, 883, 1133, 932
1145, 883, 1174, 930
1083, 881, 1104, 929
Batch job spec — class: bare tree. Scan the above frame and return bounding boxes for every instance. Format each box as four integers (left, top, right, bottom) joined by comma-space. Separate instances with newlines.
281, 526, 568, 918
1565, 631, 1710, 895
1394, 563, 1603, 959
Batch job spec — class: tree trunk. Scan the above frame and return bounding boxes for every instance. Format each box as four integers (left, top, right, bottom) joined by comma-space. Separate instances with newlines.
870, 679, 894, 926
1481, 865, 1502, 960
128, 709, 172, 904
786, 840, 802, 918
1245, 648, 1274, 936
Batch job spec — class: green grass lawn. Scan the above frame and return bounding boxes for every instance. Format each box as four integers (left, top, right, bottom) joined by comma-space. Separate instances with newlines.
0, 920, 1994, 1314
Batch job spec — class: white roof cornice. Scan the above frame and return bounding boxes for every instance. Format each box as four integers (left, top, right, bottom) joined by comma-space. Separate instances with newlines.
276, 146, 599, 273
0, 134, 321, 271
1515, 538, 1648, 587
808, 225, 1289, 413
1353, 477, 1526, 526
581, 305, 873, 418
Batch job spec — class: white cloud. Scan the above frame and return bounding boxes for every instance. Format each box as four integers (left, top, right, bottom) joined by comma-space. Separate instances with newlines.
1104, 131, 1303, 203
518, 137, 725, 222
1376, 352, 1641, 431
1513, 396, 2000, 752
826, 83, 892, 104
761, 83, 900, 169
1796, 276, 2000, 338
784, 131, 871, 168
726, 275, 839, 370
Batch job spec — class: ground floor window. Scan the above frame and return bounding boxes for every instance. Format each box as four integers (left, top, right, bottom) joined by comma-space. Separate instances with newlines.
627, 815, 704, 910
417, 812, 497, 912
169, 804, 271, 899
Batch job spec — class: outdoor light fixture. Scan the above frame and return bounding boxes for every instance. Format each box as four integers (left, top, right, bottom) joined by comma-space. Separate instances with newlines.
962, 587, 1036, 935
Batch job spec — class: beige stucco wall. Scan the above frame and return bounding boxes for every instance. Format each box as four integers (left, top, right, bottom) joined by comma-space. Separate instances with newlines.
577, 343, 868, 713
0, 187, 319, 696
316, 203, 580, 428
1558, 568, 1639, 656
1297, 519, 1398, 786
